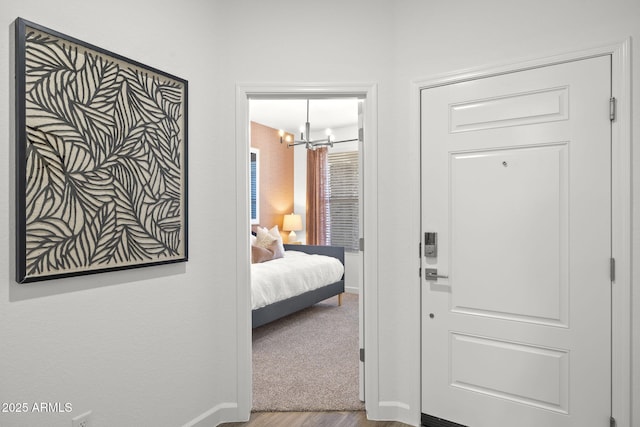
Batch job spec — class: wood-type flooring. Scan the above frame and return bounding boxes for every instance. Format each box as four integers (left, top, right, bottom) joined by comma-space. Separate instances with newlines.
219, 411, 411, 427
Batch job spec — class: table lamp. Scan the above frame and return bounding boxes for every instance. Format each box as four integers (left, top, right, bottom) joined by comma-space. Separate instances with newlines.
282, 213, 302, 243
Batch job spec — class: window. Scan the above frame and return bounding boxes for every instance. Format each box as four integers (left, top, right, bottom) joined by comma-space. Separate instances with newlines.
326, 151, 359, 252
250, 148, 259, 224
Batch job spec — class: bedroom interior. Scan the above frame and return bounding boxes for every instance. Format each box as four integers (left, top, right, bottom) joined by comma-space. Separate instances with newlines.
248, 98, 363, 411
249, 97, 362, 294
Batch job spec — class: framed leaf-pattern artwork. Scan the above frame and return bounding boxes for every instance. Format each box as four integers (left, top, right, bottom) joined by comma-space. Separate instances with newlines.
14, 18, 188, 283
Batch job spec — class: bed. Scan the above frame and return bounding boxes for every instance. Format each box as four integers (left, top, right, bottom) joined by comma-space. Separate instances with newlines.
251, 244, 345, 328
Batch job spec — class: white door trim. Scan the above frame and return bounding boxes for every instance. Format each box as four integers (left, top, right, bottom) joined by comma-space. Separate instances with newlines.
234, 83, 381, 421
412, 40, 632, 427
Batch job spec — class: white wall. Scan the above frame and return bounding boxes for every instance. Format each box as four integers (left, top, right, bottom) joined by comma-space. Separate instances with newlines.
1, 1, 638, 427
0, 1, 241, 426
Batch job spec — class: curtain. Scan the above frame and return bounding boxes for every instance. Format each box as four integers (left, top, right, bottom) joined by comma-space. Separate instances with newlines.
306, 147, 328, 245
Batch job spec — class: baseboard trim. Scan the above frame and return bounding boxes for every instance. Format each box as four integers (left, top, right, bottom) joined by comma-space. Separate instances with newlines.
371, 401, 419, 426
181, 402, 241, 427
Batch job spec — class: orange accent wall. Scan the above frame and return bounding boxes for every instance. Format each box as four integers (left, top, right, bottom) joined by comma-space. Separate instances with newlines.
251, 121, 294, 232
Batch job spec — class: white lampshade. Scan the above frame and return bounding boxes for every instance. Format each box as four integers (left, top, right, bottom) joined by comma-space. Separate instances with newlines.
283, 213, 302, 232
283, 213, 302, 243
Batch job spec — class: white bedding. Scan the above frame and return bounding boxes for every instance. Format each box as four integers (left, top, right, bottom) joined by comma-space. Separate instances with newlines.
251, 250, 344, 310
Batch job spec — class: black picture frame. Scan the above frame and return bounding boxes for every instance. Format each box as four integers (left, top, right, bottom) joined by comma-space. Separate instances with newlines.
14, 18, 188, 283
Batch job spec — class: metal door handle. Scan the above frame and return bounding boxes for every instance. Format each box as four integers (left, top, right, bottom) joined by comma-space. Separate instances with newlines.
425, 268, 448, 281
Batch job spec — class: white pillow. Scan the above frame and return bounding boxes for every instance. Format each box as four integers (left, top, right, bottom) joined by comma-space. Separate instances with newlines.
255, 227, 277, 250
267, 225, 286, 259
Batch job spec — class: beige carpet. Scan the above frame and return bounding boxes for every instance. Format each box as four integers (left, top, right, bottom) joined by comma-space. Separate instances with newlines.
252, 293, 364, 412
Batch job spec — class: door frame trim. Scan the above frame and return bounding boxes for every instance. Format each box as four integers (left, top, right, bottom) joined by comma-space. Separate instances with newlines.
234, 83, 380, 420
412, 39, 632, 426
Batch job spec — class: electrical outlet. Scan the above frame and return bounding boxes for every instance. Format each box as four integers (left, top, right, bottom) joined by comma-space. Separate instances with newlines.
72, 410, 92, 427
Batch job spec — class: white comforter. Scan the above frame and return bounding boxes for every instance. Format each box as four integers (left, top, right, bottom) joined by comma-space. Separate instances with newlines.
251, 250, 344, 310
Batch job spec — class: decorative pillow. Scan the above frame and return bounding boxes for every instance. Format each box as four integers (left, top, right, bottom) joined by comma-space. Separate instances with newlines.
267, 225, 286, 259
251, 245, 274, 263
255, 227, 276, 248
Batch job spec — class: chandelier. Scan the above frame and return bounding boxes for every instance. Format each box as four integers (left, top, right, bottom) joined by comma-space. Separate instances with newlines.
279, 99, 359, 150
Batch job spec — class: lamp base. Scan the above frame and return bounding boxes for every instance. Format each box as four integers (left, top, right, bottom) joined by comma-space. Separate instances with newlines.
288, 230, 297, 243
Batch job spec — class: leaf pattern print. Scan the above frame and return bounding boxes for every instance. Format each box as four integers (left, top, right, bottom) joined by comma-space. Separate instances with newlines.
18, 23, 187, 281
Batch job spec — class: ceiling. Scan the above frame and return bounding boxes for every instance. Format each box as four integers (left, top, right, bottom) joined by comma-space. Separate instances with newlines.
249, 98, 360, 136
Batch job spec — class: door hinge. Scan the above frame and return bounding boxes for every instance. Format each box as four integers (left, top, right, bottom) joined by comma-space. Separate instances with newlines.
359, 348, 365, 362
610, 97, 617, 121
610, 416, 616, 427
610, 258, 616, 282
359, 237, 364, 251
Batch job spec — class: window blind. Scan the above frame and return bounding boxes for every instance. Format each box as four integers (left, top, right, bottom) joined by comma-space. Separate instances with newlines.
326, 151, 359, 252
250, 151, 258, 222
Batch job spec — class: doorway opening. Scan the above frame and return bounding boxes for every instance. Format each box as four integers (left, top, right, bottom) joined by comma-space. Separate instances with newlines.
249, 96, 364, 411
235, 83, 379, 420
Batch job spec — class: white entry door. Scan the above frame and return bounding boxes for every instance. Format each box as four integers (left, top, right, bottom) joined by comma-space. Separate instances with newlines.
420, 56, 612, 427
